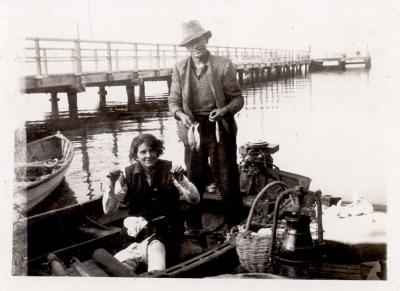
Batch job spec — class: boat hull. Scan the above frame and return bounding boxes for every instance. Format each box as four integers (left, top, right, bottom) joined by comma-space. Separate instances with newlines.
15, 132, 74, 212
24, 169, 310, 275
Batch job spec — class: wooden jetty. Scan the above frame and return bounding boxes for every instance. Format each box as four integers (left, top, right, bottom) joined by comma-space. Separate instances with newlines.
310, 51, 371, 72
22, 37, 310, 117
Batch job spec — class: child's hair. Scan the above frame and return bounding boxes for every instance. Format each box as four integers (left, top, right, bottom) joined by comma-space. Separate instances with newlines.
129, 134, 164, 162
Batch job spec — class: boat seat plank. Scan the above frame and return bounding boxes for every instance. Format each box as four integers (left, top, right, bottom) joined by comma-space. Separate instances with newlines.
95, 209, 129, 225
78, 226, 121, 238
316, 263, 371, 280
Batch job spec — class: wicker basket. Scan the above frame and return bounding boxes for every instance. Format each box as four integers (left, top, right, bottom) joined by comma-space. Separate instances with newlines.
236, 181, 288, 273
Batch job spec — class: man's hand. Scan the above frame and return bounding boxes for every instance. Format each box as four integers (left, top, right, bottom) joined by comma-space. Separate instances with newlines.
176, 111, 193, 128
209, 108, 227, 122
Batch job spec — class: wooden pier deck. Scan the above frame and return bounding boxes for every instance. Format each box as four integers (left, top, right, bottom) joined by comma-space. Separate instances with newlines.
22, 37, 311, 117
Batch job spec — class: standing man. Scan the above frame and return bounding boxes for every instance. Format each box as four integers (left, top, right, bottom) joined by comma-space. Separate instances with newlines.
169, 20, 244, 232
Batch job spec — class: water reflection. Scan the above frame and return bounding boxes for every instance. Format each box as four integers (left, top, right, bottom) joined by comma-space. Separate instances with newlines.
79, 128, 95, 200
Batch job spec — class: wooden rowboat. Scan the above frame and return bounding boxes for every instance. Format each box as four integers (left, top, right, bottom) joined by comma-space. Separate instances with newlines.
24, 168, 309, 276
25, 184, 386, 280
19, 139, 386, 279
15, 132, 74, 213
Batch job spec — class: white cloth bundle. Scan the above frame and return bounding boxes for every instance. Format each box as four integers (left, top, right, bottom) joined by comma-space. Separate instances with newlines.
114, 234, 155, 269
123, 216, 148, 238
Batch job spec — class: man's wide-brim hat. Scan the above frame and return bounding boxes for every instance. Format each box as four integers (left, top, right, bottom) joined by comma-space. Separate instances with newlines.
178, 20, 212, 47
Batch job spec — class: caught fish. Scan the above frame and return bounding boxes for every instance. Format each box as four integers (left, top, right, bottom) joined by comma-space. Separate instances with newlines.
187, 122, 200, 151
215, 121, 220, 143
188, 124, 195, 151
194, 122, 200, 151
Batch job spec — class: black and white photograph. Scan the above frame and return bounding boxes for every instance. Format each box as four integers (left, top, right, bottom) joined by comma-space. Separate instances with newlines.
1, 0, 399, 290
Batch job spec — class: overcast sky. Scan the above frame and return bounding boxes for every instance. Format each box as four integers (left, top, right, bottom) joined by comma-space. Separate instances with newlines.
3, 0, 400, 58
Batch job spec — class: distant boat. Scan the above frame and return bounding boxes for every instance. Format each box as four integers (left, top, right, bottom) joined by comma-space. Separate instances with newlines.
15, 132, 74, 212
309, 51, 371, 71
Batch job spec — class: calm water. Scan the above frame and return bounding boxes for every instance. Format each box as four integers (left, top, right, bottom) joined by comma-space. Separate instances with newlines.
22, 65, 387, 215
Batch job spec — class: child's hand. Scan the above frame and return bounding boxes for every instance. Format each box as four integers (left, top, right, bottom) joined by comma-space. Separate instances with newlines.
107, 168, 122, 184
171, 164, 184, 181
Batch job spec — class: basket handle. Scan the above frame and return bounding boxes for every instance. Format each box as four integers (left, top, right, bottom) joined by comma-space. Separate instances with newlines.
244, 181, 289, 232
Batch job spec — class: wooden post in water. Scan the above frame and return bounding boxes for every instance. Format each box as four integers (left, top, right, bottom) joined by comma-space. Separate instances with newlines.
238, 70, 244, 86
365, 56, 371, 69
339, 60, 346, 71
166, 76, 172, 95
67, 91, 78, 118
139, 79, 145, 103
254, 69, 260, 82
126, 85, 135, 110
266, 67, 271, 81
250, 69, 255, 85
49, 91, 59, 118
276, 66, 281, 79
98, 86, 107, 108
126, 85, 135, 102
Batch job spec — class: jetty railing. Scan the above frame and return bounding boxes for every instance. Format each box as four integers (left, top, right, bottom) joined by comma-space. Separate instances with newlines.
25, 37, 310, 76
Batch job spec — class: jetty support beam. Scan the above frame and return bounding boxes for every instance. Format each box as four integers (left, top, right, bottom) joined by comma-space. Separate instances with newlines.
238, 70, 244, 86
365, 56, 371, 69
66, 83, 85, 118
139, 79, 145, 104
126, 85, 135, 104
67, 91, 78, 118
167, 76, 172, 95
49, 91, 59, 118
98, 86, 107, 108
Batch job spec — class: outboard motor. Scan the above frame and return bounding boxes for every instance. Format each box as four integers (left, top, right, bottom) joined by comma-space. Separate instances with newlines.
239, 141, 280, 195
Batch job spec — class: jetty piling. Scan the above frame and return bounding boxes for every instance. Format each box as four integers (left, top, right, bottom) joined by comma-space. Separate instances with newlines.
67, 91, 78, 118
126, 85, 135, 105
98, 86, 107, 107
49, 92, 59, 118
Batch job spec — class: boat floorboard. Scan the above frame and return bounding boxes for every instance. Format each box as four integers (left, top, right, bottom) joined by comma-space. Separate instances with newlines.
66, 259, 109, 277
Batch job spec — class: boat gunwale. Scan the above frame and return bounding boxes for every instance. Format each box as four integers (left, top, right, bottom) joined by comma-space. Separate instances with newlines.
15, 133, 74, 190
